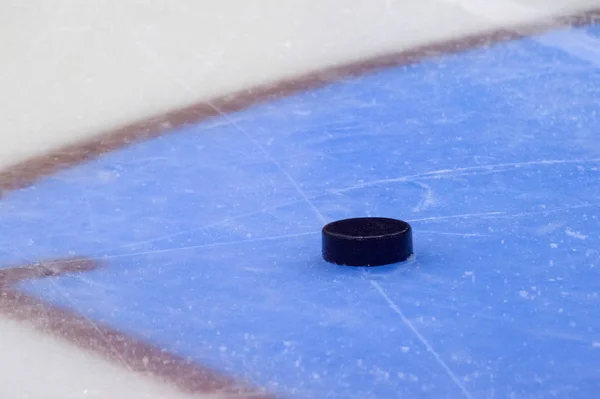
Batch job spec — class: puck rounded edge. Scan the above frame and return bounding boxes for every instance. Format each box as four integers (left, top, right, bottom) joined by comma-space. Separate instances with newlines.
322, 217, 413, 266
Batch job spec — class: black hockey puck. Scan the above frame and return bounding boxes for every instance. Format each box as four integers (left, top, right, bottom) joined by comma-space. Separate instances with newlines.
322, 217, 413, 266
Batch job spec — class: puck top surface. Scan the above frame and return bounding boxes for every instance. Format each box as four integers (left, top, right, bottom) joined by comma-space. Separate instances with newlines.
322, 217, 413, 266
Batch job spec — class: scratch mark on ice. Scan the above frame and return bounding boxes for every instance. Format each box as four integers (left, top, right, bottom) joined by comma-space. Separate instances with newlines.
101, 231, 318, 260
411, 181, 435, 212
419, 230, 490, 237
105, 197, 306, 253
490, 203, 597, 220
370, 280, 474, 399
565, 228, 588, 240
409, 203, 598, 224
205, 100, 328, 225
409, 211, 506, 222
333, 158, 600, 193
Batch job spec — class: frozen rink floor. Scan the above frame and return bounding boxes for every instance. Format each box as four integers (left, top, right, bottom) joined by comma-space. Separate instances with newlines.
2, 1, 600, 398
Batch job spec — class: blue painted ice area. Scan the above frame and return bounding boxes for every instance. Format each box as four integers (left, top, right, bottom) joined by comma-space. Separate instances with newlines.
2, 25, 600, 398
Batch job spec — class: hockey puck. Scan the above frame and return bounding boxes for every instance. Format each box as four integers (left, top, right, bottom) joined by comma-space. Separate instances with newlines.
322, 217, 413, 266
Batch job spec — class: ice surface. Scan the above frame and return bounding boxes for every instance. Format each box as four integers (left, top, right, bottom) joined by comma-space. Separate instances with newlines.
1, 0, 600, 398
